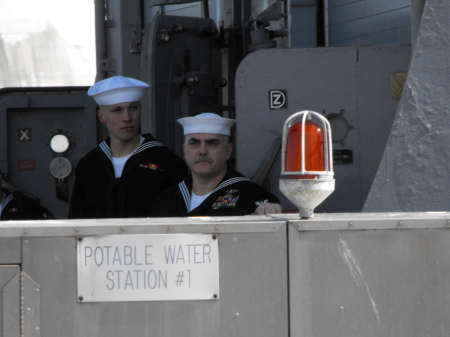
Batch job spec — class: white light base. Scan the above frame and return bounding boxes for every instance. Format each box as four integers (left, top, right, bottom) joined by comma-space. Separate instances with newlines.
279, 178, 335, 218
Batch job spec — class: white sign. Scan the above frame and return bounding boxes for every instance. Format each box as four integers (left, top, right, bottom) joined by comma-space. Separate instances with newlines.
77, 234, 219, 302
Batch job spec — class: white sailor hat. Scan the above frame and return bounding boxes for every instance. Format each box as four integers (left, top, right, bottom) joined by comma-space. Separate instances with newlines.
178, 113, 236, 136
87, 76, 150, 106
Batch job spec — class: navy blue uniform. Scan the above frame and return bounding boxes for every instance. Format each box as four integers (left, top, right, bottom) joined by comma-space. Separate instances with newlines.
1, 191, 54, 220
68, 133, 188, 218
150, 169, 279, 217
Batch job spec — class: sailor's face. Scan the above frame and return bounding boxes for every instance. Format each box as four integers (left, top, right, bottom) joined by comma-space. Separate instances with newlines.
97, 101, 141, 143
183, 133, 232, 179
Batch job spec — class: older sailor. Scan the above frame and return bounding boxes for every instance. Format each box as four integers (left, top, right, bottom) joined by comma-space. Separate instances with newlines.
150, 113, 282, 217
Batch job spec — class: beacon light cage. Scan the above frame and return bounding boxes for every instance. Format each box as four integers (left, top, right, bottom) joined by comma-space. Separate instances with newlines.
279, 110, 335, 218
280, 110, 334, 177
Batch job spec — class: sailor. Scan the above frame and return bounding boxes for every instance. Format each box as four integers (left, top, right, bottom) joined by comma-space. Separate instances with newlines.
0, 160, 55, 220
68, 76, 188, 218
149, 113, 282, 217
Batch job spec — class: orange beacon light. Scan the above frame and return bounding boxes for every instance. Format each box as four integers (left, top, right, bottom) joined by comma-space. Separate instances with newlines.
279, 110, 335, 218
285, 119, 325, 177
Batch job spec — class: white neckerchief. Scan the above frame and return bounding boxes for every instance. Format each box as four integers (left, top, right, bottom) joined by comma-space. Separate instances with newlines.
189, 191, 212, 212
111, 136, 144, 178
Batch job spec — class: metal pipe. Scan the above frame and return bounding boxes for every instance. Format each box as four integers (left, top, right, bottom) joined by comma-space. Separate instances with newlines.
202, 0, 209, 18
94, 0, 107, 82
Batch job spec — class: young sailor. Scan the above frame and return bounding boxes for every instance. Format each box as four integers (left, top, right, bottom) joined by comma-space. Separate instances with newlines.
68, 76, 188, 218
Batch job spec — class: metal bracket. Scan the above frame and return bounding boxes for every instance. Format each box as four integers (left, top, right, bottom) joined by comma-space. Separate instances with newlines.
22, 272, 41, 337
130, 23, 143, 54
2, 272, 41, 337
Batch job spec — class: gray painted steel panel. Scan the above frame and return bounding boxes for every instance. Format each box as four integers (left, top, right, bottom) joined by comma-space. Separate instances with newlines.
22, 237, 77, 337
22, 272, 41, 337
0, 90, 98, 219
290, 6, 317, 47
288, 218, 450, 336
331, 26, 411, 47
1, 266, 20, 336
0, 216, 286, 237
144, 0, 229, 34
2, 213, 450, 335
234, 46, 411, 213
2, 269, 20, 337
326, 0, 411, 46
364, 0, 450, 212
160, 3, 201, 17
17, 218, 288, 337
328, 7, 410, 44
327, 0, 411, 25
0, 238, 20, 264
283, 211, 450, 230
101, 1, 142, 79
142, 14, 223, 154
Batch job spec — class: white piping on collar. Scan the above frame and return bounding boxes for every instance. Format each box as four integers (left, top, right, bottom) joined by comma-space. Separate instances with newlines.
99, 139, 163, 160
179, 176, 250, 211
